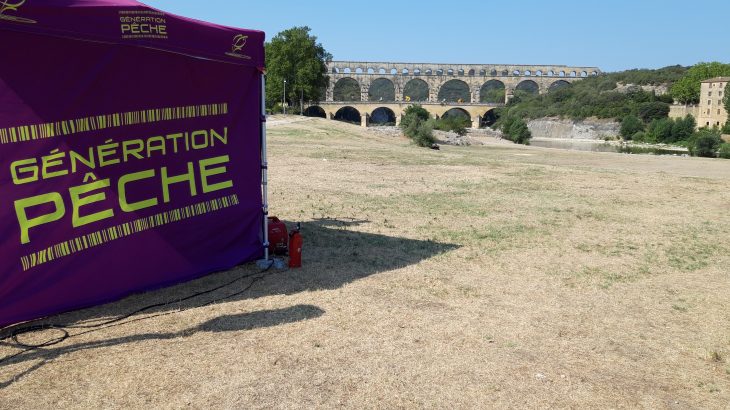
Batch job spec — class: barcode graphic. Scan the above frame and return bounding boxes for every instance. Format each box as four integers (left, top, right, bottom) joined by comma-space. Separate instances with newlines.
20, 194, 240, 272
0, 103, 228, 144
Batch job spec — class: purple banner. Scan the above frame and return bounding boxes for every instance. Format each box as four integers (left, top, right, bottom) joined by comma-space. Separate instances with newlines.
0, 2, 265, 327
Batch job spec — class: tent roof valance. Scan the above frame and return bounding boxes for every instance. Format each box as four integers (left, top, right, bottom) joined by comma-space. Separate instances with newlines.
0, 0, 264, 67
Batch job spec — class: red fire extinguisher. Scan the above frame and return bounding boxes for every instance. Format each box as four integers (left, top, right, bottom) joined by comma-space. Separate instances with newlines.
288, 223, 302, 268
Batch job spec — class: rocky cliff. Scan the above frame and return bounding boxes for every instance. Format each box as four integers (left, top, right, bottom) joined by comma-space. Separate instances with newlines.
527, 117, 620, 140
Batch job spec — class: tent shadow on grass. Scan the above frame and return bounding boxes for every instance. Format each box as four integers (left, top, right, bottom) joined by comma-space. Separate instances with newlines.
0, 305, 325, 389
0, 219, 459, 385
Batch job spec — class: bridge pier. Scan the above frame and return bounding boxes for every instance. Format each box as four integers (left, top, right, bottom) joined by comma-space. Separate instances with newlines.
361, 113, 369, 128
472, 115, 481, 130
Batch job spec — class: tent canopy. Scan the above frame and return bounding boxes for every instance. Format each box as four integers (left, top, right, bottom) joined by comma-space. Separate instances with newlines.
0, 1, 266, 328
0, 0, 265, 68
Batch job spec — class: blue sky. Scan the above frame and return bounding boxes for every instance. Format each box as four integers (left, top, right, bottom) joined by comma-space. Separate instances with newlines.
143, 0, 729, 72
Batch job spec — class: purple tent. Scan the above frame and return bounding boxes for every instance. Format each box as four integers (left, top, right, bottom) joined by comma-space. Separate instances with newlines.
0, 0, 267, 327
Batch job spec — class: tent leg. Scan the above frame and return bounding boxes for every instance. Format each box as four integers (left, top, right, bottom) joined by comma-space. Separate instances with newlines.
257, 73, 271, 269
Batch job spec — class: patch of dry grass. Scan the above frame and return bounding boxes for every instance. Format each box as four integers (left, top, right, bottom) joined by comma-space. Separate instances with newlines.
2, 116, 729, 408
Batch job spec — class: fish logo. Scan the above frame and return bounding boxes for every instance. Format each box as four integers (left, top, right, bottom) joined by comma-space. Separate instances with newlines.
0, 0, 36, 24
226, 34, 251, 59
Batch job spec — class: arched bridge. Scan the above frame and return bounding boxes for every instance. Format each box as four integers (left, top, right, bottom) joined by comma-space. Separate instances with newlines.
305, 61, 601, 128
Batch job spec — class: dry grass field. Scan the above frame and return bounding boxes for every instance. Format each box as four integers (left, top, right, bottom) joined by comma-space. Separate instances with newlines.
2, 116, 729, 408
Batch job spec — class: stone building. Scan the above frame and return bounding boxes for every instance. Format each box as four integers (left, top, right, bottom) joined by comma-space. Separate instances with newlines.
697, 77, 729, 128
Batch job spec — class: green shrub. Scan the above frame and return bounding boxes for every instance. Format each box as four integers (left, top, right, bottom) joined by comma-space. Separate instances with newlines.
637, 101, 670, 123
620, 115, 644, 139
719, 143, 730, 159
401, 109, 435, 147
632, 131, 647, 142
688, 129, 722, 157
435, 116, 469, 136
506, 118, 532, 145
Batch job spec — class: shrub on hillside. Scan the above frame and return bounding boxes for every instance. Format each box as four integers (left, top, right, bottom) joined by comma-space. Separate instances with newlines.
435, 116, 469, 136
637, 101, 670, 123
718, 143, 730, 159
499, 117, 532, 145
403, 117, 435, 147
400, 104, 430, 130
620, 115, 644, 140
688, 129, 722, 157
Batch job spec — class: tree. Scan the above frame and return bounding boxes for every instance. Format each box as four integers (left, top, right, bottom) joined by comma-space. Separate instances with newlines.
620, 115, 644, 139
688, 129, 722, 157
265, 27, 331, 109
503, 117, 532, 145
724, 83, 730, 114
670, 115, 696, 143
670, 62, 730, 104
637, 101, 670, 123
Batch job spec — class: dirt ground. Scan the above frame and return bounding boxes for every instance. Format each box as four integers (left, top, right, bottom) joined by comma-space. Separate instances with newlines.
2, 116, 729, 409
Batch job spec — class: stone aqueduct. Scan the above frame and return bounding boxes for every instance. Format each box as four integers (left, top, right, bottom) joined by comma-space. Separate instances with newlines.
305, 61, 601, 128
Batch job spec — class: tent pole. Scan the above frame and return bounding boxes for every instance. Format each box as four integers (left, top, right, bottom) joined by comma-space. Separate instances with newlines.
260, 73, 269, 263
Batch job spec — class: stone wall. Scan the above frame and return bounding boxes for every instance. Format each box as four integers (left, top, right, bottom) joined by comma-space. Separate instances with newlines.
527, 118, 620, 140
669, 104, 699, 121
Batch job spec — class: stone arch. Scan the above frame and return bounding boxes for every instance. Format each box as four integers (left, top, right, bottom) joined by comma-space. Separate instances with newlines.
334, 106, 361, 124
367, 68, 374, 74
501, 70, 509, 76
591, 71, 598, 76
438, 79, 470, 102
343, 68, 351, 74
425, 68, 433, 75
368, 78, 395, 102
559, 71, 566, 77
548, 70, 555, 76
480, 79, 506, 104
536, 70, 543, 76
513, 70, 521, 76
468, 69, 476, 76
355, 67, 363, 74
447, 69, 454, 76
442, 107, 471, 122
525, 70, 532, 76
303, 106, 326, 118
390, 68, 398, 75
515, 80, 539, 95
403, 78, 429, 102
414, 68, 421, 75
549, 80, 571, 92
332, 67, 339, 74
402, 68, 409, 75
458, 69, 465, 76
379, 68, 386, 74
370, 107, 397, 125
581, 71, 588, 77
570, 71, 577, 77
490, 69, 498, 76
480, 109, 498, 128
333, 77, 361, 101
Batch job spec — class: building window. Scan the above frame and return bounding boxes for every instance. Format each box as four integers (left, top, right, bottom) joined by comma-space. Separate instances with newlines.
709, 91, 713, 97
719, 100, 722, 106
718, 109, 721, 115
708, 100, 712, 105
